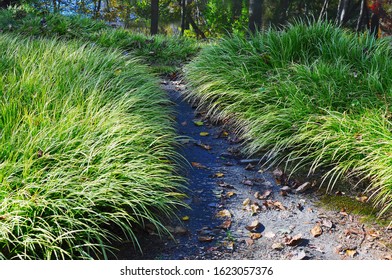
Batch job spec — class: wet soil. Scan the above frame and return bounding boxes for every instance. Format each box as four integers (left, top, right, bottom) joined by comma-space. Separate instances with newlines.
113, 80, 392, 260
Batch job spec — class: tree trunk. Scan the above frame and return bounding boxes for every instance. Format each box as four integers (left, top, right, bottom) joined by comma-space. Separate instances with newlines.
356, 0, 369, 31
151, 0, 159, 35
181, 0, 186, 35
336, 0, 351, 25
370, 12, 380, 38
232, 0, 243, 21
249, 0, 263, 33
318, 0, 330, 22
186, 13, 206, 39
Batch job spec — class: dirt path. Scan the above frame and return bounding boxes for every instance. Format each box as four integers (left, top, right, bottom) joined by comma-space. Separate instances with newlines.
115, 80, 392, 260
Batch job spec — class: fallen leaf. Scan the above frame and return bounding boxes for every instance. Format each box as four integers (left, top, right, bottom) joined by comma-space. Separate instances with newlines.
226, 191, 236, 198
245, 163, 255, 170
311, 224, 323, 237
321, 219, 333, 229
284, 234, 303, 246
181, 121, 187, 126
182, 216, 190, 221
216, 209, 231, 218
242, 198, 251, 207
218, 220, 232, 229
295, 182, 311, 193
291, 251, 307, 260
250, 233, 262, 240
254, 190, 272, 200
272, 168, 283, 177
193, 120, 204, 126
219, 131, 229, 137
250, 203, 260, 215
345, 249, 357, 258
191, 162, 207, 169
200, 132, 209, 137
273, 201, 286, 210
196, 142, 211, 150
198, 236, 214, 242
355, 195, 368, 203
217, 181, 235, 189
367, 229, 380, 238
245, 239, 254, 247
242, 179, 254, 186
272, 242, 285, 250
213, 172, 225, 178
264, 231, 276, 239
224, 241, 234, 250
383, 254, 392, 260
174, 226, 188, 235
245, 220, 261, 232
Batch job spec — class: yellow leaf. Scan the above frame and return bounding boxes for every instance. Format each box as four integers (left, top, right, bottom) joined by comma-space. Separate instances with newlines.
214, 172, 224, 178
216, 209, 231, 218
181, 216, 190, 221
200, 132, 209, 136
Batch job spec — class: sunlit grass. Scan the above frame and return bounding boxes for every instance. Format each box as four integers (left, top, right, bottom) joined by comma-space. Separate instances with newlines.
184, 20, 392, 216
0, 34, 185, 259
0, 7, 200, 74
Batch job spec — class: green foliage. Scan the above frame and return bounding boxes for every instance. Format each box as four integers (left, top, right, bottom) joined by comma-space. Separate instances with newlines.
0, 34, 186, 259
184, 20, 392, 216
0, 8, 199, 74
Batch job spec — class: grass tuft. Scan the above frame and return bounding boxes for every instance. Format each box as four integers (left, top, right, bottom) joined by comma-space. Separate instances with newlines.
184, 20, 392, 216
0, 34, 185, 259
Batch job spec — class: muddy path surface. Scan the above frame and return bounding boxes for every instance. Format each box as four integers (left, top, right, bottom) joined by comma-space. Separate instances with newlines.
114, 80, 392, 260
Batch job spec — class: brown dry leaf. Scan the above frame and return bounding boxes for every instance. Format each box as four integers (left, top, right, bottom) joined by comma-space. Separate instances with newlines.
280, 190, 288, 196
217, 181, 235, 189
355, 195, 368, 203
254, 190, 272, 200
345, 249, 357, 258
198, 236, 214, 242
191, 162, 207, 169
367, 229, 380, 238
273, 201, 286, 210
200, 132, 209, 137
284, 234, 303, 246
311, 224, 323, 237
250, 233, 262, 240
242, 179, 254, 186
218, 220, 232, 229
242, 198, 251, 207
245, 220, 261, 232
245, 239, 254, 247
196, 142, 212, 150
216, 209, 231, 218
226, 191, 236, 198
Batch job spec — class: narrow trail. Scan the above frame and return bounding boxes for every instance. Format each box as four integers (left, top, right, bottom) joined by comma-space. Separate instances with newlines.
115, 80, 392, 260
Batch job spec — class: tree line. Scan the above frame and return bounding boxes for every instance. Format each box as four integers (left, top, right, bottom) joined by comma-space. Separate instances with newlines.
0, 0, 391, 37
